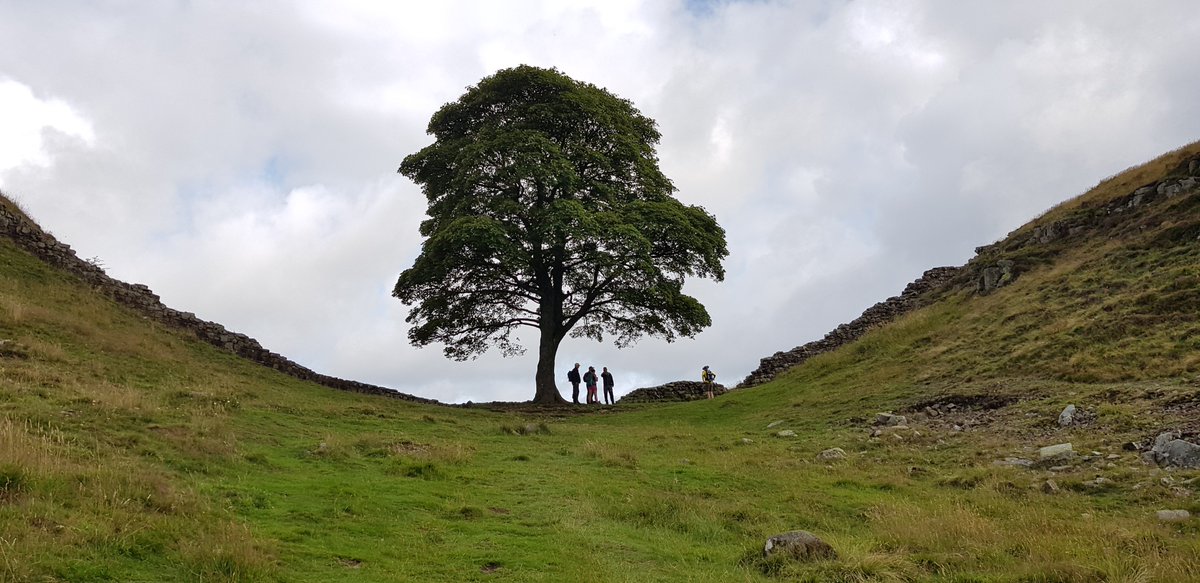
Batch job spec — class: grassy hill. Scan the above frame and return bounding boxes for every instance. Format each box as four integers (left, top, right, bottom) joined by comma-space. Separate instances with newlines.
2, 141, 1200, 582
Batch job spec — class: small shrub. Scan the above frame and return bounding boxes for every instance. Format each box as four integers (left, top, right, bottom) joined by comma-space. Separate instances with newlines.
0, 463, 28, 500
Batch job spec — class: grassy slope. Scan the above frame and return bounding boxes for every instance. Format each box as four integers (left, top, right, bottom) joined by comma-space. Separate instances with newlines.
2, 142, 1200, 582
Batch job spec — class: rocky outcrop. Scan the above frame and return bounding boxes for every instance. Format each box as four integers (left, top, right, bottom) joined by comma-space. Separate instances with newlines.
617, 380, 725, 403
968, 157, 1200, 289
0, 199, 438, 405
736, 266, 960, 389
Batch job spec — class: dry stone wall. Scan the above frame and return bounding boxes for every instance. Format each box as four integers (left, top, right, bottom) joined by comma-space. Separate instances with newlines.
0, 201, 438, 405
618, 380, 726, 403
737, 153, 1200, 391
736, 266, 960, 389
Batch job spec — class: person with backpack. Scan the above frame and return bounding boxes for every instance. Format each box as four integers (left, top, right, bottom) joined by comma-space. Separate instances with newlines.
583, 366, 599, 404
601, 366, 615, 405
567, 363, 582, 404
701, 365, 716, 399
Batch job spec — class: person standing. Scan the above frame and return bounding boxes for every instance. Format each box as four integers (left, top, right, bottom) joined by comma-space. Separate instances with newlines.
601, 367, 615, 405
701, 365, 716, 399
567, 363, 582, 404
583, 366, 598, 404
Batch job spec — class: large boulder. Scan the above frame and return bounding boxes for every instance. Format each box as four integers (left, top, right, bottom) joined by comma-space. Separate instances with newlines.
764, 531, 837, 562
1150, 432, 1200, 469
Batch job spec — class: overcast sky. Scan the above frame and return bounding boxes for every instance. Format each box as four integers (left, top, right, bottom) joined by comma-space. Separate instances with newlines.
2, 1, 1198, 403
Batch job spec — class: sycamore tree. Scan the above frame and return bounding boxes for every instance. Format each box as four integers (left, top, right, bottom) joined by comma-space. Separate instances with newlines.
394, 65, 727, 404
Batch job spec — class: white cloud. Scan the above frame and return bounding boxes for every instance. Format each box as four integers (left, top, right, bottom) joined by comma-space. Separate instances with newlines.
0, 79, 94, 178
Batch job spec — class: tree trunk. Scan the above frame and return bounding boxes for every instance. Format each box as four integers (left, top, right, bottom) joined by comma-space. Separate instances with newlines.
531, 327, 568, 404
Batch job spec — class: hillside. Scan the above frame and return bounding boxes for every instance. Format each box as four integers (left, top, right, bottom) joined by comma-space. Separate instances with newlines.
1, 141, 1200, 582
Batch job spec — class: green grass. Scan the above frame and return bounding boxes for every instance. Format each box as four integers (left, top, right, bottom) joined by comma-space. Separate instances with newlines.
2, 141, 1200, 581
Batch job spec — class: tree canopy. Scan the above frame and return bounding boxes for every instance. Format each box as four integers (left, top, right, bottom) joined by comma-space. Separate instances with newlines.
394, 65, 728, 403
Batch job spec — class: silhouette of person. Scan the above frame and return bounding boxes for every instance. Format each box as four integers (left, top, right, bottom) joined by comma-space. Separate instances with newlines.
567, 363, 582, 404
601, 367, 615, 405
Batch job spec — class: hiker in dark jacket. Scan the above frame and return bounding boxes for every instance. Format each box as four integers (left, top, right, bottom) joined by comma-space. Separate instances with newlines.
567, 363, 582, 404
601, 367, 615, 405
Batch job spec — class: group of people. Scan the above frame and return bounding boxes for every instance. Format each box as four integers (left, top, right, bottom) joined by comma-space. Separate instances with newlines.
566, 363, 720, 404
567, 363, 615, 405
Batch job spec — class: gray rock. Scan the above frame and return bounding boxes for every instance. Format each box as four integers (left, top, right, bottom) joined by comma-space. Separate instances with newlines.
1042, 479, 1060, 493
1082, 477, 1109, 487
817, 448, 847, 461
767, 420, 785, 429
1153, 437, 1200, 469
1048, 465, 1073, 472
978, 259, 1016, 293
1147, 431, 1200, 470
1038, 443, 1074, 462
776, 430, 797, 438
993, 457, 1034, 468
1058, 404, 1076, 427
763, 531, 837, 562
874, 413, 907, 427
1156, 509, 1191, 522
1153, 431, 1177, 450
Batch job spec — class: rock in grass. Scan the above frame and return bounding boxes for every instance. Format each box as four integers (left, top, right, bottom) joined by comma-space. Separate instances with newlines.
764, 531, 837, 562
1150, 432, 1200, 469
874, 413, 907, 427
1038, 443, 1074, 462
817, 448, 846, 461
1058, 404, 1076, 427
767, 420, 785, 429
993, 457, 1034, 468
1156, 509, 1191, 522
1042, 479, 1060, 493
776, 430, 797, 438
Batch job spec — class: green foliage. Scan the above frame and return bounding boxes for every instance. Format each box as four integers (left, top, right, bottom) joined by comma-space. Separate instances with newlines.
394, 65, 727, 400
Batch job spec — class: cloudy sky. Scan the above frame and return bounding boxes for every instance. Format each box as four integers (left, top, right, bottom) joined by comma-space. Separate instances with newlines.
2, 1, 1198, 403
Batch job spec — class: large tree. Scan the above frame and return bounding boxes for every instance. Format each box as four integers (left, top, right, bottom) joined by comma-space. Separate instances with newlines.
394, 65, 727, 404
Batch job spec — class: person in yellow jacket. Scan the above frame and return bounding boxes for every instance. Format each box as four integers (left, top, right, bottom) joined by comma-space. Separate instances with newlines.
701, 365, 716, 399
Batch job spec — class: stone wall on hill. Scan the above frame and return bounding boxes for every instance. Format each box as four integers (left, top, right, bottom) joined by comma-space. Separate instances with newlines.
736, 266, 960, 389
618, 380, 726, 403
0, 200, 438, 405
736, 153, 1200, 391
